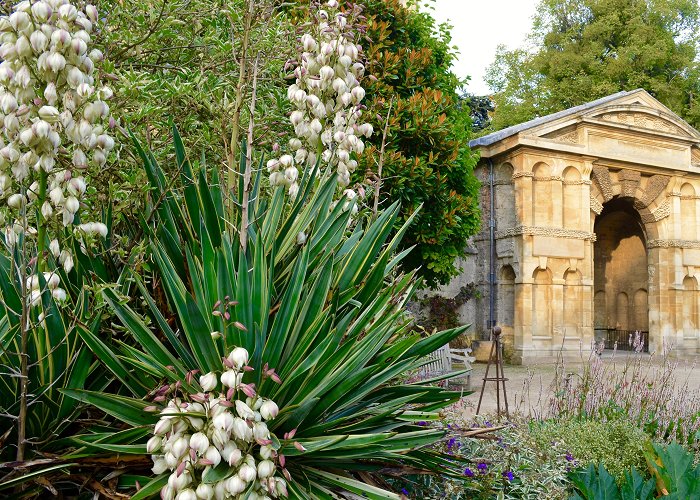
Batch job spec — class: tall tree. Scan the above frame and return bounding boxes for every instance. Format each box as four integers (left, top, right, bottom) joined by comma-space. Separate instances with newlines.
357, 0, 480, 288
486, 0, 700, 130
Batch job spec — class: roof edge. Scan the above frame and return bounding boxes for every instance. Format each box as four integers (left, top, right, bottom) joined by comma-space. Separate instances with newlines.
469, 90, 634, 148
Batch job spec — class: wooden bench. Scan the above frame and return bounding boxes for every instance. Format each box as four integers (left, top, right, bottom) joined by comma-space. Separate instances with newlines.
420, 344, 474, 388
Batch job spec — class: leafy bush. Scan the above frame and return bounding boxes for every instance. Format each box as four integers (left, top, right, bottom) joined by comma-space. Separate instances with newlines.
529, 418, 649, 483
390, 418, 573, 499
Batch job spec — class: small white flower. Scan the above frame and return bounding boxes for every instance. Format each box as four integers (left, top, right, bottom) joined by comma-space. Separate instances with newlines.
228, 347, 249, 369
204, 445, 221, 467
225, 476, 246, 495
238, 463, 257, 483
199, 372, 217, 392
195, 484, 214, 500
189, 432, 209, 455
257, 460, 275, 479
260, 399, 279, 421
146, 435, 162, 454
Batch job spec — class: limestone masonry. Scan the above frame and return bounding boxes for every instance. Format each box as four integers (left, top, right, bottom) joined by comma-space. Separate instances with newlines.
451, 89, 700, 362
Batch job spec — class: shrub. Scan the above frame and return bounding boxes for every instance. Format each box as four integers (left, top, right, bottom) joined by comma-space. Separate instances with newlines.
529, 418, 649, 483
390, 418, 573, 499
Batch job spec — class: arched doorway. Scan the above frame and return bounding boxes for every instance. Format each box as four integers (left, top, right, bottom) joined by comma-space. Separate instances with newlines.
593, 197, 649, 351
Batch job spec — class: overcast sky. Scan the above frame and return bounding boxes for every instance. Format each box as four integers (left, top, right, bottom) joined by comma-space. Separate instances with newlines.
425, 0, 539, 95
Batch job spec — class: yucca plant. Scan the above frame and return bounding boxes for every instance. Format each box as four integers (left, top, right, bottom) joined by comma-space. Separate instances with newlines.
60, 129, 471, 498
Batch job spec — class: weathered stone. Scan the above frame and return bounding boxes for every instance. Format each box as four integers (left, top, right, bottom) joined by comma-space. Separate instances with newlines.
456, 89, 700, 363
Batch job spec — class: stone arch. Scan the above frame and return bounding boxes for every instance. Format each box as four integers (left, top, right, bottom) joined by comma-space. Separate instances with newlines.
563, 269, 582, 337
682, 276, 698, 339
532, 162, 553, 226
498, 264, 516, 328
532, 267, 552, 337
562, 166, 582, 229
680, 183, 697, 240
495, 163, 516, 230
594, 197, 649, 336
591, 166, 665, 241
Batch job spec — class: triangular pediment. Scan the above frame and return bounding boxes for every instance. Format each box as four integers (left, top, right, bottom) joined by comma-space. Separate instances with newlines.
527, 90, 700, 143
471, 89, 700, 152
471, 90, 700, 172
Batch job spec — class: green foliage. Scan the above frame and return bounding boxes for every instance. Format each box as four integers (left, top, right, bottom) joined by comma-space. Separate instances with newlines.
530, 418, 649, 482
64, 129, 472, 497
390, 418, 573, 499
0, 215, 122, 464
357, 0, 480, 287
91, 0, 293, 227
486, 0, 700, 130
569, 463, 655, 500
569, 442, 700, 500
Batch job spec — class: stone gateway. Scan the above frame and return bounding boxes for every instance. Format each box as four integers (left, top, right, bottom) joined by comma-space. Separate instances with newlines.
461, 89, 700, 363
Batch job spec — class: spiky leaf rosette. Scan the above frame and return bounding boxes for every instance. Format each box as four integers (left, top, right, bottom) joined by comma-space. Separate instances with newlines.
62, 128, 471, 498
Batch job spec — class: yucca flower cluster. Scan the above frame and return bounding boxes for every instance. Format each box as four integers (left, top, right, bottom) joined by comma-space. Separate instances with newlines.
0, 0, 114, 300
267, 0, 372, 198
149, 347, 289, 500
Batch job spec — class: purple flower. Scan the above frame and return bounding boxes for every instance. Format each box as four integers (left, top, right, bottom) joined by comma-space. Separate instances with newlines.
417, 421, 427, 426
477, 462, 488, 473
464, 467, 475, 477
400, 488, 409, 496
447, 437, 456, 450
503, 470, 514, 482
565, 452, 574, 462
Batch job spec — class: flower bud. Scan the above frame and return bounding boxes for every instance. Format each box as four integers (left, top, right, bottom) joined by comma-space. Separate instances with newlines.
49, 239, 60, 258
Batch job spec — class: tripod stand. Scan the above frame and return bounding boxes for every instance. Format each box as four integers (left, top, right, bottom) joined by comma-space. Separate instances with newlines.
476, 326, 509, 417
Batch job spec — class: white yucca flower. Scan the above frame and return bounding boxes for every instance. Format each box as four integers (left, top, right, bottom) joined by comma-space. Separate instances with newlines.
270, 0, 371, 198
0, 0, 115, 307
150, 346, 287, 499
